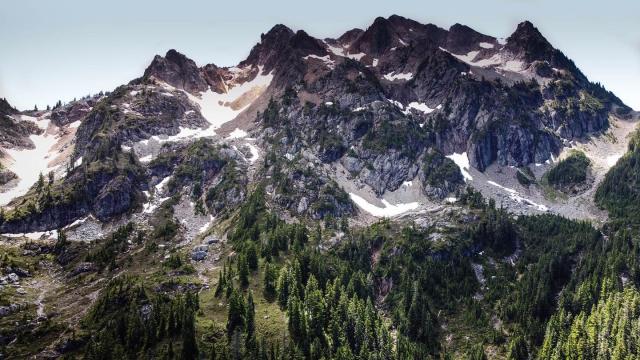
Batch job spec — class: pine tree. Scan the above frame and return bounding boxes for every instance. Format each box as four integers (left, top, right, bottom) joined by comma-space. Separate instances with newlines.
276, 266, 290, 308
507, 335, 528, 360
238, 255, 249, 288
181, 312, 198, 360
245, 291, 256, 350
227, 288, 246, 337
53, 229, 67, 254
245, 242, 259, 271
36, 172, 45, 193
263, 262, 277, 299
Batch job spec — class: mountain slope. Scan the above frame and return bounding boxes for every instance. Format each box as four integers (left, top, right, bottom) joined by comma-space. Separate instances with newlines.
0, 15, 639, 360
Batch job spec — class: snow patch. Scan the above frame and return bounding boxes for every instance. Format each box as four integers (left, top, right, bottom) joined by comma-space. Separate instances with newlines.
0, 117, 59, 206
487, 181, 549, 212
227, 128, 248, 139
479, 42, 495, 49
606, 154, 622, 168
349, 193, 419, 217
303, 54, 335, 69
446, 152, 473, 182
245, 143, 260, 163
178, 66, 273, 135
1, 230, 58, 240
155, 176, 172, 192
383, 72, 413, 81
406, 102, 436, 114
68, 120, 81, 129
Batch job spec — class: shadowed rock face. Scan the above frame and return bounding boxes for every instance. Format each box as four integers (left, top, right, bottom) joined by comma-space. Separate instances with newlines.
143, 49, 210, 94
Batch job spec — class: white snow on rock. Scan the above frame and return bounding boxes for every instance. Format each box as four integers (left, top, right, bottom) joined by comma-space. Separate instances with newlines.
439, 47, 526, 73
406, 102, 436, 114
227, 128, 248, 139
345, 52, 366, 61
487, 180, 549, 212
349, 193, 419, 217
446, 152, 473, 182
139, 154, 153, 163
402, 181, 413, 187
156, 66, 274, 140
198, 216, 215, 234
302, 54, 335, 69
73, 156, 83, 168
68, 120, 82, 129
383, 72, 414, 81
155, 176, 172, 192
479, 42, 495, 49
64, 216, 91, 229
143, 196, 171, 214
1, 230, 58, 240
245, 143, 260, 163
323, 41, 365, 60
371, 58, 379, 67
606, 154, 622, 168
0, 116, 59, 206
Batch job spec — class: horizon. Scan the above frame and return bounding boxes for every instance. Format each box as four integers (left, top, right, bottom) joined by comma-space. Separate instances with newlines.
1, 0, 638, 111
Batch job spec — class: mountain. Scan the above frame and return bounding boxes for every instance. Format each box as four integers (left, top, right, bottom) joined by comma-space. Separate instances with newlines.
0, 15, 638, 359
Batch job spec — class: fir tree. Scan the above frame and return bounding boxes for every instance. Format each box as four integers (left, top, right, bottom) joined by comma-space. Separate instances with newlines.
227, 288, 246, 337
238, 255, 249, 288
245, 291, 256, 350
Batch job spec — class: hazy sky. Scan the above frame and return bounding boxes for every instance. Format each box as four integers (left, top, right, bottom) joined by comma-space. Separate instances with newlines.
1, 0, 638, 110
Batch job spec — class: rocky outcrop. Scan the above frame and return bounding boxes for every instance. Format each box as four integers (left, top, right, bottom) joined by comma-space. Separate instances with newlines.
143, 49, 210, 94
0, 166, 17, 187
0, 99, 42, 149
50, 96, 101, 127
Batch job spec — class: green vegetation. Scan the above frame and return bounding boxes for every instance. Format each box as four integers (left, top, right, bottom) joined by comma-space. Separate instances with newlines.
547, 150, 590, 190
540, 285, 640, 359
516, 167, 536, 187
422, 150, 463, 189
595, 130, 640, 222
81, 276, 200, 359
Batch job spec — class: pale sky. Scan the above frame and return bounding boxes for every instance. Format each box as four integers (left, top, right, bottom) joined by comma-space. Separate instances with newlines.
1, 0, 638, 110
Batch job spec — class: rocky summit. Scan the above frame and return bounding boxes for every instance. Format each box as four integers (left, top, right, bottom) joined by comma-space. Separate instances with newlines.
0, 15, 638, 359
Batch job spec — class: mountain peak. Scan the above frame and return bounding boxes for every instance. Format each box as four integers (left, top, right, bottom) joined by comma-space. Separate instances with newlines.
504, 20, 554, 61
446, 23, 496, 53
242, 24, 295, 69
350, 16, 398, 55
289, 30, 326, 56
143, 49, 209, 93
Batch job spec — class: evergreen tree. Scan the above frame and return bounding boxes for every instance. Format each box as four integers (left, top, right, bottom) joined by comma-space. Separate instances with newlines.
245, 291, 256, 349
263, 262, 277, 299
245, 241, 259, 271
238, 255, 249, 288
227, 288, 246, 337
36, 172, 45, 192
181, 312, 198, 360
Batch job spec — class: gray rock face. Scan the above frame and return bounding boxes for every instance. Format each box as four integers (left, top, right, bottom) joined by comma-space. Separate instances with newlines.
143, 49, 210, 94
93, 175, 136, 221
191, 251, 207, 261
50, 96, 100, 127
0, 167, 17, 187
